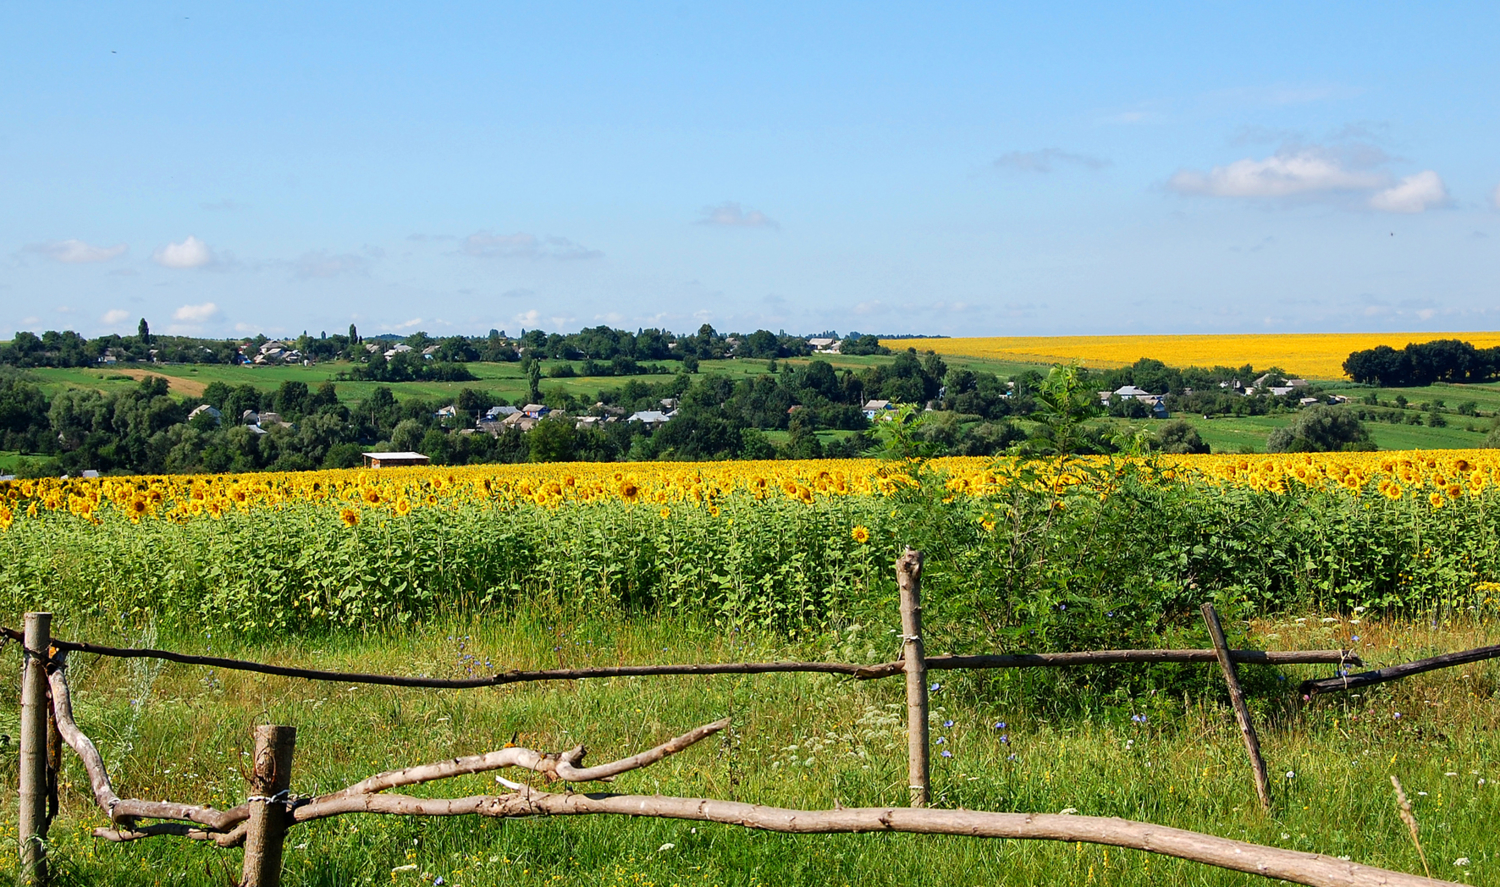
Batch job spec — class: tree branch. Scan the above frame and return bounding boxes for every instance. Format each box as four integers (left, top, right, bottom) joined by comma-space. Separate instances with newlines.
290, 789, 1459, 887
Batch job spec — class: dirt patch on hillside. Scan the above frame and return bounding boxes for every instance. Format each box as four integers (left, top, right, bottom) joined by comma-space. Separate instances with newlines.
111, 369, 209, 398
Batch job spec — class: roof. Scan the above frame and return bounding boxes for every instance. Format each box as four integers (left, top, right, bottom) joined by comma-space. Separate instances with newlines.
862, 399, 892, 410
628, 410, 672, 423
1113, 385, 1150, 397
362, 451, 429, 460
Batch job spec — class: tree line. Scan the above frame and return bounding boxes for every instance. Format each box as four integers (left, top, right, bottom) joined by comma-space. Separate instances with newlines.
1343, 338, 1500, 387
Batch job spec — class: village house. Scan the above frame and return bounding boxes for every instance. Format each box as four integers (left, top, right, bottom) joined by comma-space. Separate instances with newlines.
361, 451, 431, 468
627, 410, 672, 428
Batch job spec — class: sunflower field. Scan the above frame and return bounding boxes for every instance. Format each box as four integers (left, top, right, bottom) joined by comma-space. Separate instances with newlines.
2, 452, 1499, 645
893, 332, 1500, 378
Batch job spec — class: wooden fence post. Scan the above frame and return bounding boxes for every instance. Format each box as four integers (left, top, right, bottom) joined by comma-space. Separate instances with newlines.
242, 725, 297, 887
1201, 604, 1272, 812
897, 548, 929, 808
18, 612, 52, 886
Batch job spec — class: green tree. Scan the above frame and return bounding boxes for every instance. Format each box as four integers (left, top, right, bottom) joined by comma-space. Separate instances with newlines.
137, 318, 151, 345
1153, 420, 1210, 454
527, 416, 577, 462
1266, 405, 1371, 452
1025, 362, 1101, 456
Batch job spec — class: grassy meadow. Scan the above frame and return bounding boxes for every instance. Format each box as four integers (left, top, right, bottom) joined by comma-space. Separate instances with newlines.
0, 610, 1494, 886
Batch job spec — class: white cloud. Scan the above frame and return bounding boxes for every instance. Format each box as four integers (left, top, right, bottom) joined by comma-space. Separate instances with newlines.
1368, 171, 1450, 213
101, 309, 131, 324
173, 302, 220, 323
994, 148, 1109, 173
395, 317, 424, 330
461, 232, 601, 260
697, 202, 780, 229
152, 235, 215, 269
1168, 149, 1386, 198
1492, 183, 1500, 210
25, 239, 128, 263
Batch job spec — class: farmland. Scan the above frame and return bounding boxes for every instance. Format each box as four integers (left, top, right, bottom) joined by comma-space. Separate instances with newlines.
1, 452, 1498, 884
894, 332, 1500, 380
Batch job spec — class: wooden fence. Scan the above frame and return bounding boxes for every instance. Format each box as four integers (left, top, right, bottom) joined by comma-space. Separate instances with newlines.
9, 547, 1493, 887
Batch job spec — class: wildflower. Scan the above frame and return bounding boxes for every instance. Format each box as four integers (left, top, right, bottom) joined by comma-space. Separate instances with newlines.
339, 508, 359, 527
851, 525, 870, 544
943, 719, 954, 728
1393, 712, 1402, 719
1455, 858, 1471, 867
935, 737, 946, 744
1286, 771, 1295, 779
929, 682, 941, 692
941, 749, 953, 758
993, 721, 1007, 730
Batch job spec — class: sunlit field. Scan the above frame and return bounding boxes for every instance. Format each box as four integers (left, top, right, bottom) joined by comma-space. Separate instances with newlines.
888, 332, 1500, 380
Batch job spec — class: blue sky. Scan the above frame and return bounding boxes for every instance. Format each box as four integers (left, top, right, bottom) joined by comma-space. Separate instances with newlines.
5, 2, 1498, 339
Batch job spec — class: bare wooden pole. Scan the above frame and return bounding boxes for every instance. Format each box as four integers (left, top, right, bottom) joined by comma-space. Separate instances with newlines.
1201, 604, 1272, 813
18, 612, 52, 886
1300, 642, 1500, 698
896, 547, 928, 808
284, 791, 1462, 887
241, 725, 296, 887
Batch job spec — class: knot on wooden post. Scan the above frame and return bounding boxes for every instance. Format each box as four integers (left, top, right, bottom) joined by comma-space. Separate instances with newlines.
242, 725, 297, 887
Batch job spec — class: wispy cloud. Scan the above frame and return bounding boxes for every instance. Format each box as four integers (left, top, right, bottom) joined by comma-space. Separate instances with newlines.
101, 309, 131, 325
173, 302, 220, 323
1368, 171, 1450, 213
696, 202, 780, 229
994, 148, 1109, 173
152, 235, 215, 269
25, 239, 128, 263
292, 250, 372, 279
460, 232, 602, 260
1492, 184, 1500, 210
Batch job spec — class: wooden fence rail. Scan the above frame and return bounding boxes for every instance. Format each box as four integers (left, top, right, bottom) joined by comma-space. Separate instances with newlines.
0, 626, 1357, 687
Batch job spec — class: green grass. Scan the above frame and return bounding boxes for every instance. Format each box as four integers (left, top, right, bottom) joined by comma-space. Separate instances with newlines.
1, 610, 1494, 886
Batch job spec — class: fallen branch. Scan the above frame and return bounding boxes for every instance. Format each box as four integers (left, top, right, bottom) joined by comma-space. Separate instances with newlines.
289, 789, 1458, 887
1300, 643, 1500, 698
321, 717, 729, 801
2, 627, 1356, 687
49, 652, 247, 831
